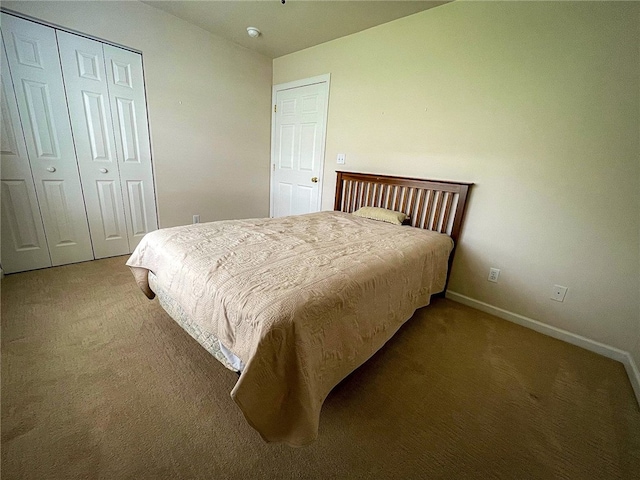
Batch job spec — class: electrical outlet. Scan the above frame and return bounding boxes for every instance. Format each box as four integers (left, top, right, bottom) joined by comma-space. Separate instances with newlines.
193, 214, 200, 224
337, 153, 346, 165
488, 268, 500, 283
551, 285, 568, 302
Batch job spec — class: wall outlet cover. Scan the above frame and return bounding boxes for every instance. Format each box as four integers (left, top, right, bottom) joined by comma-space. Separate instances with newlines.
488, 268, 500, 283
551, 285, 568, 302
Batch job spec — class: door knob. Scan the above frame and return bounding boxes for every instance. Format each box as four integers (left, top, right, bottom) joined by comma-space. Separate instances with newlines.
47, 167, 56, 173
99, 168, 108, 173
311, 177, 318, 183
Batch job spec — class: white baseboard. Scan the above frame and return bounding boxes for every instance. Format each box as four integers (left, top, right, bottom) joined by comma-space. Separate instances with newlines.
625, 353, 640, 407
446, 290, 640, 407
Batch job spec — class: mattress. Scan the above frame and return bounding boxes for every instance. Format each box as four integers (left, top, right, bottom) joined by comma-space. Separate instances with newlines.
127, 211, 453, 446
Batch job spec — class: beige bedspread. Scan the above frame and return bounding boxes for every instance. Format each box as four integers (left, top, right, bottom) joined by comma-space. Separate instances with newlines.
126, 211, 453, 446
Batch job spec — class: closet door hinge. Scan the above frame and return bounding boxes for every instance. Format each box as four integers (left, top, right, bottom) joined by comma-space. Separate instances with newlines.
274, 104, 277, 113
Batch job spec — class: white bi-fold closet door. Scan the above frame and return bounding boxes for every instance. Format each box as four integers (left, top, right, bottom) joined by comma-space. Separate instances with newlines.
57, 32, 130, 259
0, 14, 158, 274
1, 15, 94, 270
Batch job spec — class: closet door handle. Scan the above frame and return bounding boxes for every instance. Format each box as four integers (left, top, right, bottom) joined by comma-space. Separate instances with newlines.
99, 168, 108, 174
46, 167, 56, 173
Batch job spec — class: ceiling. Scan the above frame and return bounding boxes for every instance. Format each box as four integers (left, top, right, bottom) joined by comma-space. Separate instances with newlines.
142, 1, 449, 59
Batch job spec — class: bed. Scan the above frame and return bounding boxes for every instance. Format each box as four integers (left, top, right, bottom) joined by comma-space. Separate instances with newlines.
127, 171, 472, 446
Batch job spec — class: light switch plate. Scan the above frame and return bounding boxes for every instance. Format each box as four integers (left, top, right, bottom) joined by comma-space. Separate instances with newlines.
337, 153, 346, 165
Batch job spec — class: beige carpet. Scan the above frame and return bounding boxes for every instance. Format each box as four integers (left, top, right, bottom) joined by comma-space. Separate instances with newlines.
2, 256, 639, 479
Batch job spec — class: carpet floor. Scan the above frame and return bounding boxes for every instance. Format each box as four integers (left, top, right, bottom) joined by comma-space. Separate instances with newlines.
1, 256, 639, 479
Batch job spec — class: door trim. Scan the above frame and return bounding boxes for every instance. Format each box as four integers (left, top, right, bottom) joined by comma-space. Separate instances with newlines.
270, 74, 330, 217
0, 8, 143, 54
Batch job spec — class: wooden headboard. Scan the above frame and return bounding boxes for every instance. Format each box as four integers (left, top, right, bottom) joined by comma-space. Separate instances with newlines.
334, 171, 472, 245
334, 171, 472, 292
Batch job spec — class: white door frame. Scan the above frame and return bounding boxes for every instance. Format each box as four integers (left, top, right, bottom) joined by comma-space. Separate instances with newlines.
270, 74, 330, 217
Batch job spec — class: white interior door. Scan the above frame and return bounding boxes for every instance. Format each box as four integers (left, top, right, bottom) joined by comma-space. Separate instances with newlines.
0, 37, 52, 273
103, 45, 158, 250
1, 14, 93, 266
57, 31, 130, 259
271, 76, 329, 218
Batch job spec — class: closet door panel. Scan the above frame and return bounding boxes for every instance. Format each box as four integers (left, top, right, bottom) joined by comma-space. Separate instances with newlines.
104, 45, 157, 250
1, 14, 93, 266
57, 31, 130, 258
0, 37, 52, 273
0, 51, 52, 272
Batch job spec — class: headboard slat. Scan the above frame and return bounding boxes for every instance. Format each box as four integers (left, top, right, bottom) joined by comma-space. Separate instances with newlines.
416, 189, 427, 228
430, 191, 444, 231
400, 187, 410, 213
441, 192, 454, 233
366, 182, 374, 207
423, 190, 434, 230
391, 186, 401, 212
343, 181, 351, 212
407, 188, 417, 226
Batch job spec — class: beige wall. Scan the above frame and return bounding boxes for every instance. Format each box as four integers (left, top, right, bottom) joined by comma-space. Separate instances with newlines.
4, 1, 272, 228
274, 2, 640, 353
